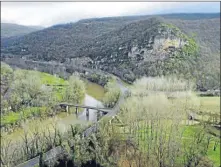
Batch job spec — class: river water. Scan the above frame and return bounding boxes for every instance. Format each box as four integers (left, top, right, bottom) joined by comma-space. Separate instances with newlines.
78, 94, 103, 121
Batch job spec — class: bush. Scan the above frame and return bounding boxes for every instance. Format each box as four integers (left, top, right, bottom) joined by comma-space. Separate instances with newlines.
10, 72, 51, 110
131, 76, 196, 100
63, 74, 86, 104
1, 62, 13, 78
1, 62, 13, 96
133, 76, 194, 92
103, 80, 120, 108
196, 157, 214, 167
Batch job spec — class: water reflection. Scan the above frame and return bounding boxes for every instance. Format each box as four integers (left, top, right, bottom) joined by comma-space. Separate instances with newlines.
78, 94, 104, 122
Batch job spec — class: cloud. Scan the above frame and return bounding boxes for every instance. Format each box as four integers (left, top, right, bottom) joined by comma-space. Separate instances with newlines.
1, 2, 220, 27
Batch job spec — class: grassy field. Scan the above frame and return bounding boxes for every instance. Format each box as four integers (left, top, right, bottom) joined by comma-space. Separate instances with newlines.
1, 107, 47, 126
182, 125, 220, 167
199, 96, 220, 114
168, 95, 220, 123
115, 123, 220, 167
207, 140, 220, 167
17, 69, 67, 85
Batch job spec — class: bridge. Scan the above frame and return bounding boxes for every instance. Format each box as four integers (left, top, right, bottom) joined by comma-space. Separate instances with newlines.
14, 71, 128, 167
57, 103, 112, 121
58, 103, 111, 112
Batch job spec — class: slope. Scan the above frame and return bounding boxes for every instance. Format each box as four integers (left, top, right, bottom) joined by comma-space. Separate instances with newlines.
1, 23, 43, 38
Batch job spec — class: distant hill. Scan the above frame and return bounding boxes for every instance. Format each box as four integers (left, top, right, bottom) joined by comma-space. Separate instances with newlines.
1, 13, 220, 90
1, 23, 43, 38
157, 13, 220, 20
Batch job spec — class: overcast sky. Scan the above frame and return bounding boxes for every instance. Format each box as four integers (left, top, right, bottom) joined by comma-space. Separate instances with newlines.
1, 2, 220, 27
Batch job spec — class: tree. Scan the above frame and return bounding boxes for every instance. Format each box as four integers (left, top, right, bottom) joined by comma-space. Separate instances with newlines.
63, 75, 85, 104
1, 94, 9, 115
8, 91, 22, 112
10, 70, 53, 109
103, 80, 120, 108
196, 157, 214, 167
1, 62, 13, 96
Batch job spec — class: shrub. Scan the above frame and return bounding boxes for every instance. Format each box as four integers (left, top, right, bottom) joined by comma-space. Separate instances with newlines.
196, 157, 214, 167
103, 80, 121, 108
63, 74, 86, 104
133, 76, 194, 92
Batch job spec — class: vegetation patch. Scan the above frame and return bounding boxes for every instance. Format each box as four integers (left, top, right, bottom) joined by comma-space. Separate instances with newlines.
102, 79, 121, 108
1, 107, 47, 126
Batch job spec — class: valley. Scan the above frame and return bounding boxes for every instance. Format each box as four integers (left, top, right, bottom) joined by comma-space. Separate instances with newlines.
0, 12, 220, 167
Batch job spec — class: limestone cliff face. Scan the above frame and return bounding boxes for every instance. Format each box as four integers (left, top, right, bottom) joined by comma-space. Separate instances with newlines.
81, 23, 191, 83
128, 33, 187, 62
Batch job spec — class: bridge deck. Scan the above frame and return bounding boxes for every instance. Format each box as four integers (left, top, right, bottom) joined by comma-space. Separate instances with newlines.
58, 103, 112, 112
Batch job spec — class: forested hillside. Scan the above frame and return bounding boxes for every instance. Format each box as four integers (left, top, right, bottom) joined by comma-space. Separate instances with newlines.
1, 13, 220, 90
1, 23, 43, 38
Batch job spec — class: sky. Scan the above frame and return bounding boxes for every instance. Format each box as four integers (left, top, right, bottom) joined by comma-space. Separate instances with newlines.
1, 2, 220, 27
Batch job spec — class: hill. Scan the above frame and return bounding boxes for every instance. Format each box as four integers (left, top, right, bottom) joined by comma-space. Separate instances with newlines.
1, 23, 43, 38
1, 13, 220, 90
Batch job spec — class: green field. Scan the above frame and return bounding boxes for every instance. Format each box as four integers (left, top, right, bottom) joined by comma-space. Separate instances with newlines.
199, 96, 220, 114
182, 125, 220, 167
117, 123, 220, 167
1, 107, 47, 126
16, 69, 67, 85
168, 95, 220, 124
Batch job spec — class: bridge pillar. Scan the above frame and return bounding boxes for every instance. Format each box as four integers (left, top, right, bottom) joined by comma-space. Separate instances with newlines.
75, 107, 78, 116
65, 105, 69, 113
86, 108, 89, 121
39, 152, 43, 167
97, 110, 101, 121
100, 111, 104, 117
